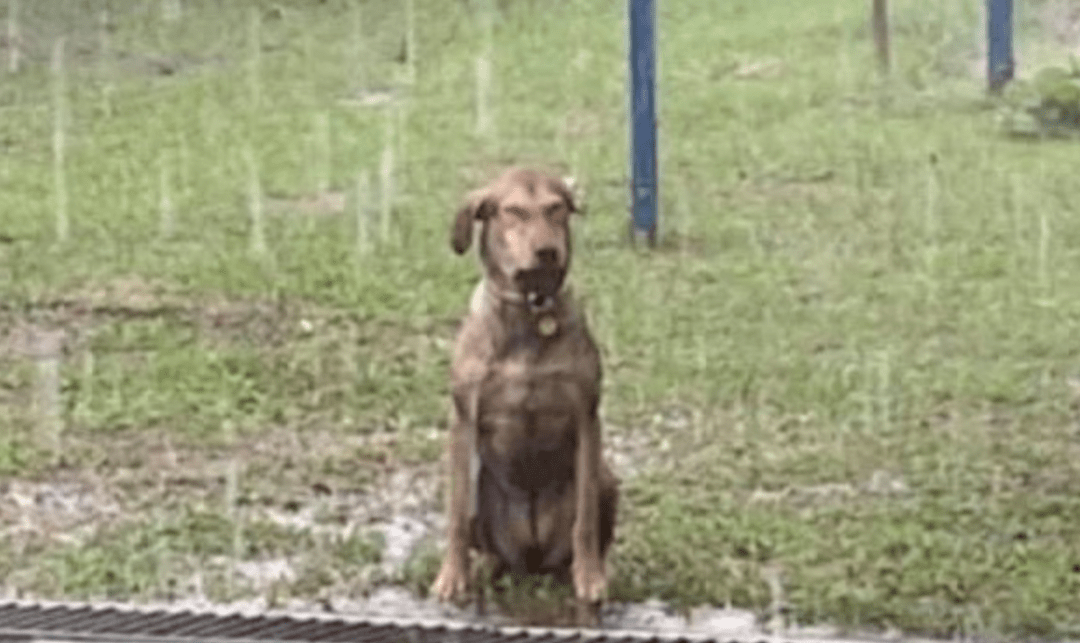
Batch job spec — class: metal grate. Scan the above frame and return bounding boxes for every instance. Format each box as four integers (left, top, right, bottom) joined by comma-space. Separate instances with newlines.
0, 602, 747, 643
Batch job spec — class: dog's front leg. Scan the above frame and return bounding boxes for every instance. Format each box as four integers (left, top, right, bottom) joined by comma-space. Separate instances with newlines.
432, 392, 476, 602
572, 396, 607, 605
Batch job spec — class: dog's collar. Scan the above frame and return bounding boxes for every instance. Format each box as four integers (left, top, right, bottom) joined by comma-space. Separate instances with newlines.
481, 283, 563, 340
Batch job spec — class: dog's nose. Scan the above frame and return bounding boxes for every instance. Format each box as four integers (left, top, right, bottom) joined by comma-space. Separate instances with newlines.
535, 247, 559, 266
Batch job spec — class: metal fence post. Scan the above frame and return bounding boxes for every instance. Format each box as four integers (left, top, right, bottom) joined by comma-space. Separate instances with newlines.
987, 0, 1014, 94
871, 0, 890, 75
628, 0, 658, 246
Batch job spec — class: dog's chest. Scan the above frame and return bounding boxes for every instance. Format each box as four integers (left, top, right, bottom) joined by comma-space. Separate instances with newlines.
475, 353, 579, 492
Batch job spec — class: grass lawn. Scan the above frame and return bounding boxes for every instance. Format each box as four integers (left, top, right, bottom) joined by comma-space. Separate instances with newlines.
3, 0, 1080, 639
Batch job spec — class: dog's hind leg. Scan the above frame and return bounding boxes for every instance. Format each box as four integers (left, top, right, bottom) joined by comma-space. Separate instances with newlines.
598, 460, 619, 558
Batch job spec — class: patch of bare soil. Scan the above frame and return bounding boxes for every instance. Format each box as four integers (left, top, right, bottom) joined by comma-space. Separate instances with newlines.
0, 11, 223, 80
0, 276, 297, 364
0, 475, 122, 553
0, 424, 443, 589
265, 191, 348, 219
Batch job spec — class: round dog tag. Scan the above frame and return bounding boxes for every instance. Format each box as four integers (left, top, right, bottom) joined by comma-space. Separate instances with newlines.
537, 316, 558, 337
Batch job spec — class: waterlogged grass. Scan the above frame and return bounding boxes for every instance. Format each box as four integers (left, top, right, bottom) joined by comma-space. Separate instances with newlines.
2, 0, 1080, 638
612, 407, 1080, 637
24, 508, 383, 602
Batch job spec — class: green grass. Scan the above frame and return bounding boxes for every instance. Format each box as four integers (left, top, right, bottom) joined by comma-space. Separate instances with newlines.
3, 0, 1080, 638
22, 507, 383, 602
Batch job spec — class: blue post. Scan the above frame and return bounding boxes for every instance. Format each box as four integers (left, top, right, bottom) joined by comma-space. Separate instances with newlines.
628, 0, 658, 245
987, 0, 1014, 94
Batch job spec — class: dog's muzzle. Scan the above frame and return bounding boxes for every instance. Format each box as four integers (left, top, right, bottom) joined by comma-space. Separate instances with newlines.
514, 266, 565, 311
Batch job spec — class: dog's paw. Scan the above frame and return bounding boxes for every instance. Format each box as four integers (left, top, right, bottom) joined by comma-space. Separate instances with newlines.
431, 556, 470, 602
572, 558, 607, 603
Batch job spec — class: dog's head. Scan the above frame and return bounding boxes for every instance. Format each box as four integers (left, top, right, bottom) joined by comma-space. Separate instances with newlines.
451, 168, 579, 309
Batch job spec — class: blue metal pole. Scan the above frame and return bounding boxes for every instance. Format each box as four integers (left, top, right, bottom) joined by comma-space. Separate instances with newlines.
987, 0, 1014, 94
628, 0, 658, 245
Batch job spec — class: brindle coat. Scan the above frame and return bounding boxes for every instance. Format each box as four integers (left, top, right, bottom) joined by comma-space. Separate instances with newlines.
431, 168, 618, 617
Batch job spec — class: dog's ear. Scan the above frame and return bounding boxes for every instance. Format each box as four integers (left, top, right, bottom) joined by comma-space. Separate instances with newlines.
451, 189, 496, 254
553, 175, 583, 215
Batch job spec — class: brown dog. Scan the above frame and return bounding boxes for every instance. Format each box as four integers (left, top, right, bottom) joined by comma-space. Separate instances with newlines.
432, 168, 618, 617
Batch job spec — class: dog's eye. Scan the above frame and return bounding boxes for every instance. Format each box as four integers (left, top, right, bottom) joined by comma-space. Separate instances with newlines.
544, 204, 565, 218
505, 207, 530, 220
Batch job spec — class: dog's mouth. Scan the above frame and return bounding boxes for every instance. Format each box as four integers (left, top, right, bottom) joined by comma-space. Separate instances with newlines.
514, 267, 565, 311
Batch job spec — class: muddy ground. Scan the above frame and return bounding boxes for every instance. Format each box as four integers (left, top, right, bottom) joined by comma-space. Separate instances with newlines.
0, 285, 768, 638
0, 424, 766, 638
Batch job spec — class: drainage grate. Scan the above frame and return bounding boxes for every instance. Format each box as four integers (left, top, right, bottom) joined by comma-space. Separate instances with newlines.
0, 602, 745, 643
